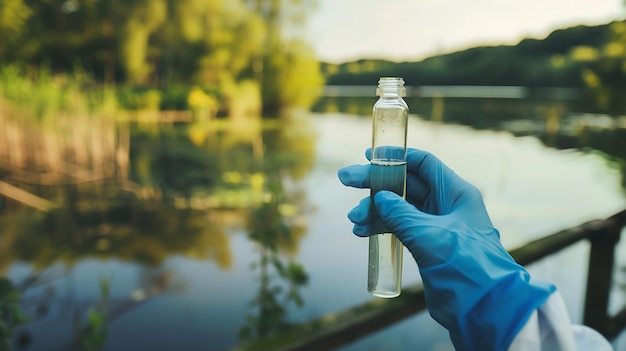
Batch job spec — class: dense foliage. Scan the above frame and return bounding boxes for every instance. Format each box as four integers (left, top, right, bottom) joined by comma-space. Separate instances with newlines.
0, 0, 324, 114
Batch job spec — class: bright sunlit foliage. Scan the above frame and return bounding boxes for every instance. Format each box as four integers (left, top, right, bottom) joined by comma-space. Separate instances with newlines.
570, 46, 600, 61
0, 0, 324, 115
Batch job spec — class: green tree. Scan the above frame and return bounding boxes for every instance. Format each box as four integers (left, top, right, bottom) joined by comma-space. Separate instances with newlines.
246, 0, 324, 114
116, 0, 167, 84
0, 0, 323, 113
0, 0, 32, 62
159, 0, 267, 115
578, 20, 626, 113
181, 0, 266, 86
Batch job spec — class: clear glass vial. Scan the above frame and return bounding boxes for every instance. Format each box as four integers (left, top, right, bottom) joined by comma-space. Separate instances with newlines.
368, 77, 409, 298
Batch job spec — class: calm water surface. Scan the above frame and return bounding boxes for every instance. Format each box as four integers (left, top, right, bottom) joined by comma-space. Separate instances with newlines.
2, 101, 626, 350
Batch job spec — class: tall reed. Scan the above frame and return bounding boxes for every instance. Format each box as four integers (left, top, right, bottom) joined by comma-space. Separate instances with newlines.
0, 65, 119, 124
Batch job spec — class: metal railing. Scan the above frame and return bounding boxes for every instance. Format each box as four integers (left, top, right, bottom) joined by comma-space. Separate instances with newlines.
236, 209, 626, 351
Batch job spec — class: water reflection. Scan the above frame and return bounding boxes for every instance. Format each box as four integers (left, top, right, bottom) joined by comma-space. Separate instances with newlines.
4, 263, 184, 351
539, 128, 626, 192
1, 92, 624, 350
314, 95, 626, 192
0, 105, 317, 349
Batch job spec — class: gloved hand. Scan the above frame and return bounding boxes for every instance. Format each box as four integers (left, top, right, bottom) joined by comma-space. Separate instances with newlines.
338, 148, 555, 351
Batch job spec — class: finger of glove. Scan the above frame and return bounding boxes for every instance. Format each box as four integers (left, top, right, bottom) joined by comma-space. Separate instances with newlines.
338, 148, 398, 188
347, 197, 372, 237
348, 197, 370, 224
374, 190, 462, 268
338, 164, 370, 188
373, 190, 430, 246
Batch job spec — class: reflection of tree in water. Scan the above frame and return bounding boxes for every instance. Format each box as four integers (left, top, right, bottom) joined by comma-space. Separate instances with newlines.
1, 105, 318, 348
0, 205, 233, 274
0, 186, 231, 350
1, 109, 317, 273
538, 127, 626, 192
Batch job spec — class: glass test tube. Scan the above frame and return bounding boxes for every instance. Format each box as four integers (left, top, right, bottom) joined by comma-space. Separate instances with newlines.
368, 77, 409, 298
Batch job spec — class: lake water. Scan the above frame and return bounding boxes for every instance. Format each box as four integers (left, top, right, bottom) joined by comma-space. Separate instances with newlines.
2, 96, 626, 351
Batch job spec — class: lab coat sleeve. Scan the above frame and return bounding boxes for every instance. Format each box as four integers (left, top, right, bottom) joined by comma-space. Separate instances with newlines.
508, 291, 613, 351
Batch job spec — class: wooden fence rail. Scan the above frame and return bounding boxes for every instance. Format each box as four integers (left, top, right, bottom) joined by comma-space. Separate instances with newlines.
235, 209, 626, 351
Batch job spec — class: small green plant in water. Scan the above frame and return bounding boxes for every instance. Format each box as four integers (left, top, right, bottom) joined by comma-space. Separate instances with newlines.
79, 277, 111, 351
0, 278, 27, 351
238, 179, 309, 341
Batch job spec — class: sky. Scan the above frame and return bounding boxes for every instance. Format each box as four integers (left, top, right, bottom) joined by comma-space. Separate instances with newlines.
306, 0, 625, 63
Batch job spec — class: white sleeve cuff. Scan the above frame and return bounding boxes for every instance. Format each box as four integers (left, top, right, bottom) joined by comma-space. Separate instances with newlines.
508, 291, 613, 351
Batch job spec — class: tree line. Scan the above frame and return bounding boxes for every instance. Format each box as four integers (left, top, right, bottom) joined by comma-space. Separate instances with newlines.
0, 0, 324, 114
323, 21, 626, 113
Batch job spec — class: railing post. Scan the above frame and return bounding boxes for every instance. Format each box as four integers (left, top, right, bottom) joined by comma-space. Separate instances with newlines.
583, 222, 621, 336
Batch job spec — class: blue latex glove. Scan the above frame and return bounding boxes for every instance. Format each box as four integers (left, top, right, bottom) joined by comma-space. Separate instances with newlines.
338, 148, 555, 351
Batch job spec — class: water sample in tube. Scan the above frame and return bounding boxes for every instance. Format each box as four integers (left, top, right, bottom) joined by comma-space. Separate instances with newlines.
368, 77, 409, 298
